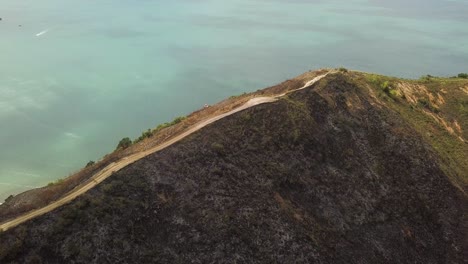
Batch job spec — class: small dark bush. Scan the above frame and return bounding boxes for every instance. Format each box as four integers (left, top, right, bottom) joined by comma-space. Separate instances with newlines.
418, 98, 439, 113
211, 142, 225, 154
85, 161, 95, 168
457, 73, 468, 79
420, 75, 433, 81
418, 98, 430, 107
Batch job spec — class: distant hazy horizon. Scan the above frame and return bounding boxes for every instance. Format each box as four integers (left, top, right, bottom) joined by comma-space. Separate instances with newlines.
1, 0, 467, 200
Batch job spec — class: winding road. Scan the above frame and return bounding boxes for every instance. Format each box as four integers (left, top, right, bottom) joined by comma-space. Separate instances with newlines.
0, 72, 331, 232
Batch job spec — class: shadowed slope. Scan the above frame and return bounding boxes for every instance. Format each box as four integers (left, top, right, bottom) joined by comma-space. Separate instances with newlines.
0, 72, 466, 263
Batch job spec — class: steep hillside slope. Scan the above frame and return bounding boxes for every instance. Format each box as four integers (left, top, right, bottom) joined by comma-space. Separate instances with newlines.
0, 69, 327, 223
0, 72, 467, 263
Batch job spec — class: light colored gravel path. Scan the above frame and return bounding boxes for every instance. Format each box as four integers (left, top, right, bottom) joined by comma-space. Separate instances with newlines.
0, 71, 332, 232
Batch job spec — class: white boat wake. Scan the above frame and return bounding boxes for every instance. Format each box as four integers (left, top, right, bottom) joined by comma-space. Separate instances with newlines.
35, 29, 50, 37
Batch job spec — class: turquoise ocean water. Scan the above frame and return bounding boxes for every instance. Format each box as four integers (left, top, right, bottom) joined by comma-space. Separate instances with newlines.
0, 0, 467, 200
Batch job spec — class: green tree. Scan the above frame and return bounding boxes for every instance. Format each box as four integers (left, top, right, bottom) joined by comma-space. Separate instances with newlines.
116, 137, 132, 150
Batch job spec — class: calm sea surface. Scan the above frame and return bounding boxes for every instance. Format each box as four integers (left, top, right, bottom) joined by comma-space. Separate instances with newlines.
0, 0, 467, 200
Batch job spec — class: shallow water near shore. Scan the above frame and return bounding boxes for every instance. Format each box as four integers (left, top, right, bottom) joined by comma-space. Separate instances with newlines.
0, 0, 467, 200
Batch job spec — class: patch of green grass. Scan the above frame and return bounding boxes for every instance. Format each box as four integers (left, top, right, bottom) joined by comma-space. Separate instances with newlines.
360, 73, 468, 189
396, 105, 466, 186
365, 74, 401, 100
153, 116, 186, 132
365, 74, 382, 86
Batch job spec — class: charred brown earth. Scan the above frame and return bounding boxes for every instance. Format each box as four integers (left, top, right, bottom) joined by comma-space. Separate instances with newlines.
0, 71, 467, 263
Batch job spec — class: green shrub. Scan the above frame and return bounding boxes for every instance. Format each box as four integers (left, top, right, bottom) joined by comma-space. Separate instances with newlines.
85, 161, 95, 167
47, 178, 65, 187
134, 129, 154, 143
366, 76, 400, 100
457, 73, 468, 79
154, 116, 187, 132
381, 81, 390, 92
338, 67, 348, 73
171, 116, 186, 124
366, 75, 380, 85
380, 81, 399, 99
116, 137, 132, 150
388, 89, 399, 98
128, 116, 188, 145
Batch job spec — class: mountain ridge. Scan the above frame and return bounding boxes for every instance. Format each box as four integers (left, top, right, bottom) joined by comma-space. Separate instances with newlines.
0, 72, 331, 232
0, 69, 467, 263
0, 69, 330, 223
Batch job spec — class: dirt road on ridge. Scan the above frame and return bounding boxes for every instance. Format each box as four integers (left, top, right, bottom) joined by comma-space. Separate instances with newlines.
0, 72, 331, 232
